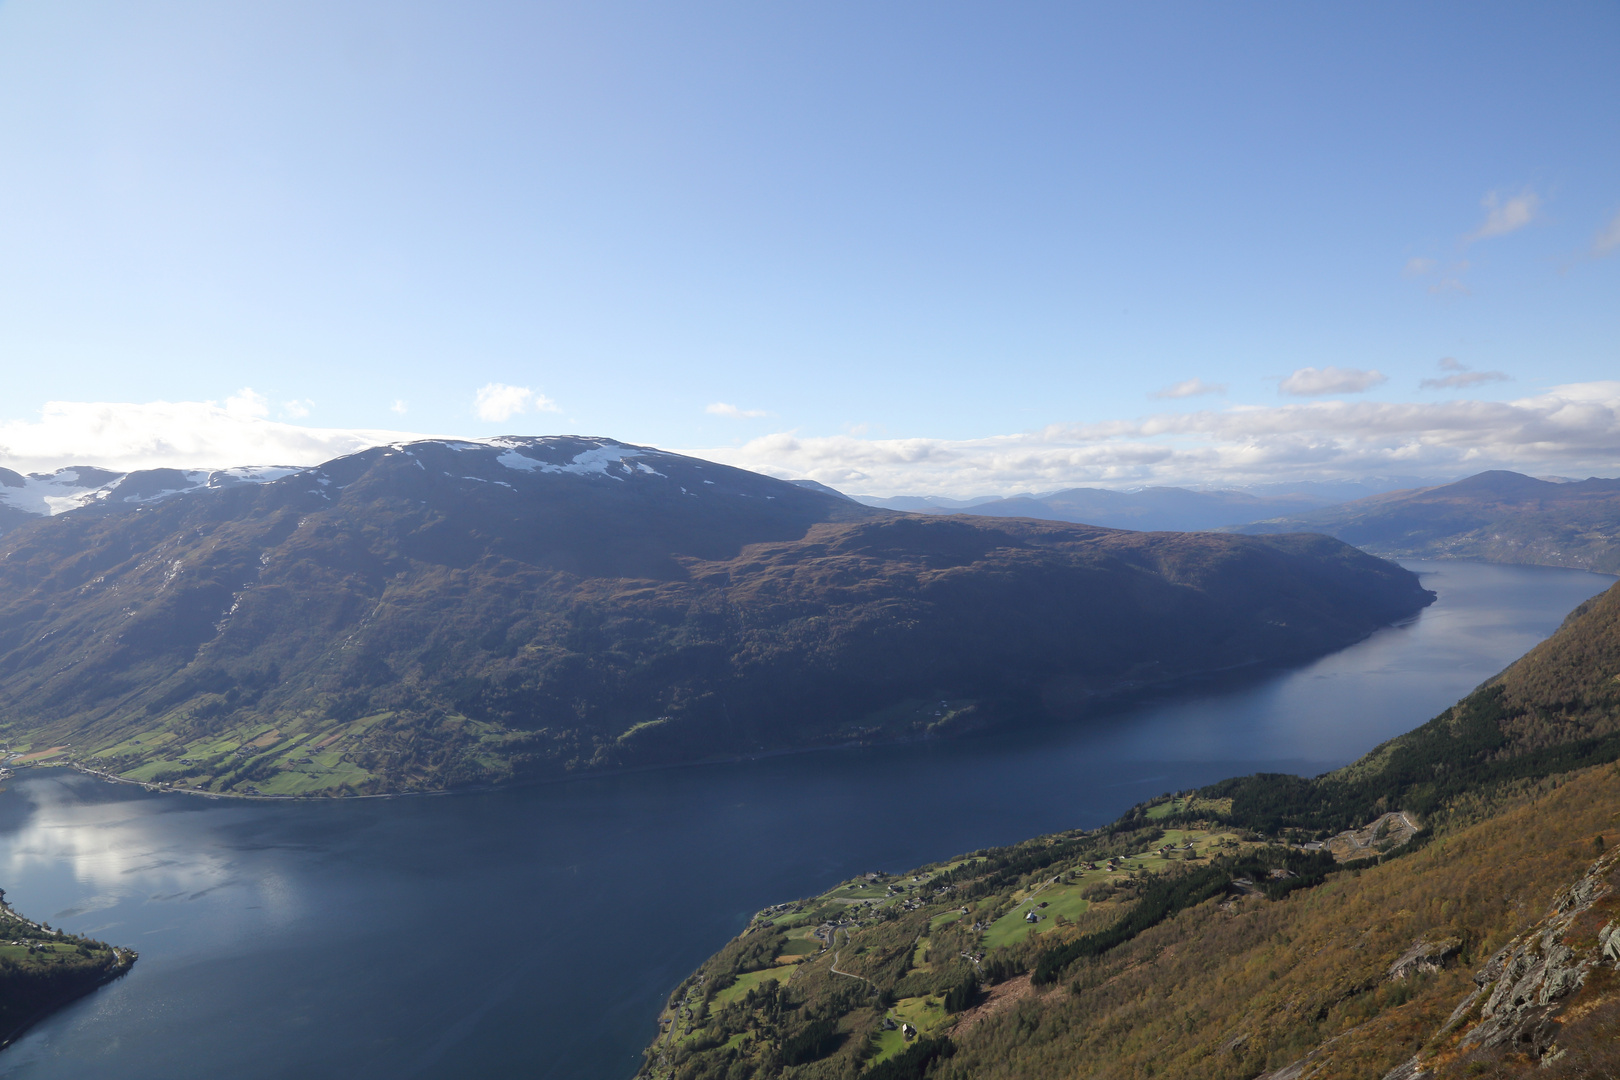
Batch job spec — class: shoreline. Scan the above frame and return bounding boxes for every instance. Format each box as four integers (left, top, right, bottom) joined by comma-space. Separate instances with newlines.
26, 620, 1413, 804
5, 590, 1459, 806
0, 899, 137, 1053
0, 954, 137, 1052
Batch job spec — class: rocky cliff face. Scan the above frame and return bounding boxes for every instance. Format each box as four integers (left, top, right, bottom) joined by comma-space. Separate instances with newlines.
1380, 846, 1620, 1078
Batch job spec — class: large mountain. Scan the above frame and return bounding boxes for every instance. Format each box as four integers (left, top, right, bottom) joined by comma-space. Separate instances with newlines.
651, 578, 1620, 1080
1231, 470, 1620, 572
0, 436, 1431, 795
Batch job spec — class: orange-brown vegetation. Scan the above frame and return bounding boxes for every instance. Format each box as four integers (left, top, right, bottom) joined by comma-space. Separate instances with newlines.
648, 580, 1620, 1080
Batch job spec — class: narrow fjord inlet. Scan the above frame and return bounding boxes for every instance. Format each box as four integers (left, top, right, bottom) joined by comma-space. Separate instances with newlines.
0, 560, 1607, 1078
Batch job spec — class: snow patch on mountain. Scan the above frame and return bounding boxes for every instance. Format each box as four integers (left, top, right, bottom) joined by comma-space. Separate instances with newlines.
0, 465, 300, 520
493, 450, 544, 472
0, 435, 801, 536
493, 439, 655, 480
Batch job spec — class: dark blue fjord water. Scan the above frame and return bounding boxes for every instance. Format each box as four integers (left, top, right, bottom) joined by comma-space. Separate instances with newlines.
0, 561, 1611, 1079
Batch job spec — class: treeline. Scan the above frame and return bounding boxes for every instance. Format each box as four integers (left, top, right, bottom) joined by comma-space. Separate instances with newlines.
936, 824, 1166, 900
1203, 685, 1620, 835
862, 1036, 954, 1080
1029, 847, 1342, 985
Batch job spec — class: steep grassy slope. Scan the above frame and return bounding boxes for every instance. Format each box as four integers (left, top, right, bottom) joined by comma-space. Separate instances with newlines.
0, 437, 1430, 795
648, 580, 1620, 1080
1233, 471, 1620, 572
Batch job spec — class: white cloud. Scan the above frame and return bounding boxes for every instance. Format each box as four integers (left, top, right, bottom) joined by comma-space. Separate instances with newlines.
224, 387, 270, 419
391, 399, 409, 415
1278, 366, 1388, 397
1593, 210, 1620, 259
473, 382, 558, 423
1151, 378, 1227, 400
4, 383, 1617, 502
0, 398, 429, 474
678, 382, 1620, 497
1467, 189, 1541, 242
1402, 256, 1437, 277
281, 398, 314, 419
1420, 357, 1510, 391
706, 402, 772, 419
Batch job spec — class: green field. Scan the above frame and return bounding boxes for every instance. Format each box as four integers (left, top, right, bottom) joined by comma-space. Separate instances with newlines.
865, 996, 951, 1068
867, 1023, 910, 1065
55, 713, 439, 796
983, 884, 1086, 949
709, 966, 790, 1009
893, 995, 949, 1038
1144, 797, 1187, 820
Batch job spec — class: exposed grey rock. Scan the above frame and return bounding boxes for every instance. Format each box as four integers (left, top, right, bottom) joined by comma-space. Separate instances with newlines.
1443, 984, 1484, 1029
1379, 1054, 1428, 1080
1441, 848, 1619, 1063
1600, 920, 1620, 963
1323, 811, 1422, 862
1388, 934, 1462, 981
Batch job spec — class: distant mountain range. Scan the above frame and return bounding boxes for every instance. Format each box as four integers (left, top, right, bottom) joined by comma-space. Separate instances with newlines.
844, 471, 1620, 574
0, 436, 1430, 795
1230, 470, 1620, 573
856, 487, 1331, 532
850, 478, 1442, 533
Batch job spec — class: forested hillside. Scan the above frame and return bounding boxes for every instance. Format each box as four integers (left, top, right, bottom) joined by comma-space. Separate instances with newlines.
648, 579, 1620, 1080
0, 437, 1430, 796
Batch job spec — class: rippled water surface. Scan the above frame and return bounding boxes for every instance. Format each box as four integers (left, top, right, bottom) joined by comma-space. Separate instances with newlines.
0, 561, 1610, 1079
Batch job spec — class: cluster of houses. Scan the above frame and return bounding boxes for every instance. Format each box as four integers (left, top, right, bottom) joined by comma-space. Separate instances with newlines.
752, 901, 805, 926
1078, 856, 1130, 873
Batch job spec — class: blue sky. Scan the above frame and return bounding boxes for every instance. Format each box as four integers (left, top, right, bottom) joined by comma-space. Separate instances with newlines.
0, 1, 1616, 493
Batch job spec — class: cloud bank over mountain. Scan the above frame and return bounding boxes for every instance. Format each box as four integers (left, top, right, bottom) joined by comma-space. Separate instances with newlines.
3, 383, 1616, 499
687, 382, 1620, 496
0, 395, 428, 474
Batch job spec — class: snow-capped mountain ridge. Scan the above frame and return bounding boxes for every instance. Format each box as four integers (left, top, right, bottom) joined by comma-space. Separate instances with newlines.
0, 436, 745, 535
0, 463, 301, 522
